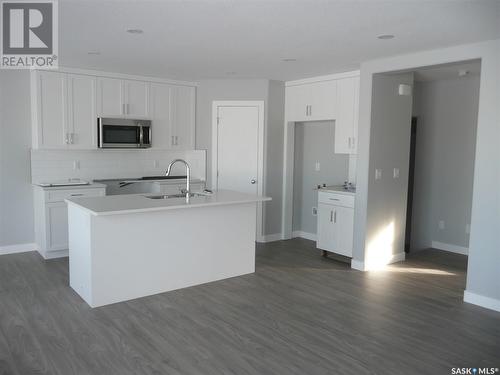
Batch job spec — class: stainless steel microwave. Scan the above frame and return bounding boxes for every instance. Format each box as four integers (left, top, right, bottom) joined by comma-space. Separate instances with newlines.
97, 118, 152, 148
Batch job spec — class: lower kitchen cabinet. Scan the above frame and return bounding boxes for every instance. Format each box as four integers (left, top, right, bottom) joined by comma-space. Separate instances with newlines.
316, 190, 354, 257
151, 180, 205, 194
33, 184, 106, 259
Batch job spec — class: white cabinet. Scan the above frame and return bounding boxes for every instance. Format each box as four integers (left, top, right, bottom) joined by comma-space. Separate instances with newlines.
97, 77, 123, 117
285, 80, 337, 122
316, 191, 354, 257
34, 71, 67, 148
335, 76, 359, 154
67, 74, 97, 148
170, 85, 195, 149
32, 69, 196, 150
149, 83, 195, 149
285, 71, 359, 154
123, 80, 149, 117
97, 78, 149, 118
149, 83, 172, 149
33, 71, 96, 149
34, 184, 106, 259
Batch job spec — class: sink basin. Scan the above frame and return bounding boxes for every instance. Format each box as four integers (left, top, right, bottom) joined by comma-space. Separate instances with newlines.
144, 193, 203, 199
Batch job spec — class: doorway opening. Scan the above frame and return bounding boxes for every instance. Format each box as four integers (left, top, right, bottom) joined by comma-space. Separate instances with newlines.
370, 59, 481, 280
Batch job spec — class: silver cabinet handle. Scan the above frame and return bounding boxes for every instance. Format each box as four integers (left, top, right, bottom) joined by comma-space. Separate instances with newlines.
330, 210, 333, 222
175, 136, 178, 146
70, 193, 83, 196
122, 103, 126, 115
305, 105, 308, 116
251, 179, 256, 184
127, 103, 130, 114
65, 133, 69, 144
334, 210, 337, 223
348, 137, 352, 148
329, 198, 340, 201
70, 133, 75, 144
309, 105, 312, 116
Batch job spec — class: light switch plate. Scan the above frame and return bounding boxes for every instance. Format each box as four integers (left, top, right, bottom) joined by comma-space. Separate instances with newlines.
393, 168, 400, 179
438, 220, 445, 230
315, 162, 320, 172
73, 160, 80, 170
375, 169, 382, 180
154, 160, 160, 168
312, 207, 317, 216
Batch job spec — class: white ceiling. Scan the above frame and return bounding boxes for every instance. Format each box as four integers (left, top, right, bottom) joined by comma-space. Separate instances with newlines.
59, 0, 500, 81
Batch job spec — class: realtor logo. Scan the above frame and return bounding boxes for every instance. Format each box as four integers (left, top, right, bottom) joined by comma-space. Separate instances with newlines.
1, 0, 58, 68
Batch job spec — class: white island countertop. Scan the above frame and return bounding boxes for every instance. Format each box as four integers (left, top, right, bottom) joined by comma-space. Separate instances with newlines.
66, 190, 271, 216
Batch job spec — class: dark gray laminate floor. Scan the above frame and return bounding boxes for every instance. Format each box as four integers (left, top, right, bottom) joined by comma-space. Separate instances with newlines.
0, 238, 499, 375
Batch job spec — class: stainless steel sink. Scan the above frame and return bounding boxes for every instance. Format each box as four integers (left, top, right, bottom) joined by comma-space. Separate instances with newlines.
144, 193, 202, 200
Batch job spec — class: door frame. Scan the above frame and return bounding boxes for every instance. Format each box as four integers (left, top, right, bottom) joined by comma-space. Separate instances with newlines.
211, 100, 266, 241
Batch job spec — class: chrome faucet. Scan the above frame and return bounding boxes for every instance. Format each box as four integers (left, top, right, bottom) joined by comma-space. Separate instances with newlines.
166, 159, 191, 202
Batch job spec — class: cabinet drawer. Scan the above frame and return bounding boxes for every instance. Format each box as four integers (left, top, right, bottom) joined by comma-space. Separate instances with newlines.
45, 188, 105, 203
318, 191, 354, 208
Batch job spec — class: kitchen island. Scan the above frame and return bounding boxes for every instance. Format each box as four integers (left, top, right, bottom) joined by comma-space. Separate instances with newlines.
66, 190, 271, 307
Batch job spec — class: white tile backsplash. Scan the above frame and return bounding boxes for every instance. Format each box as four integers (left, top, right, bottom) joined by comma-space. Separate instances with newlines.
31, 149, 206, 183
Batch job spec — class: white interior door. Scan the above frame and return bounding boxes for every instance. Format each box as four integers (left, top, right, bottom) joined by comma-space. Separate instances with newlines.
216, 105, 260, 194
213, 101, 264, 240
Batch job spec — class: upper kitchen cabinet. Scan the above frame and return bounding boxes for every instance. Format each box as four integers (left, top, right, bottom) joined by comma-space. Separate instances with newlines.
67, 74, 97, 149
32, 71, 96, 149
170, 85, 195, 150
33, 71, 67, 148
284, 71, 360, 154
148, 83, 195, 150
149, 82, 172, 149
285, 79, 337, 122
335, 76, 360, 154
97, 78, 149, 118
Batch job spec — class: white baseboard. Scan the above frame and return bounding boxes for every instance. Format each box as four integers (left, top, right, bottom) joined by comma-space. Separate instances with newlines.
39, 249, 69, 259
351, 252, 406, 271
0, 243, 37, 256
464, 290, 500, 313
257, 233, 283, 243
292, 231, 317, 241
432, 241, 468, 255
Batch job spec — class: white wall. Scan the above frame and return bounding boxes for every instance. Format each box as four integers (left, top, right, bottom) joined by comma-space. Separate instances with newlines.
411, 75, 480, 252
292, 122, 349, 235
0, 70, 34, 247
195, 79, 285, 237
354, 40, 500, 311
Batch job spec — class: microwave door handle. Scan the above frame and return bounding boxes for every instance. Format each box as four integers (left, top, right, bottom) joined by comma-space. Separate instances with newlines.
139, 125, 144, 147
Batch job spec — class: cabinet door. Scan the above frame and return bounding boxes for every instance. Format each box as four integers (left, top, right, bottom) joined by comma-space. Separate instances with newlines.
97, 77, 123, 116
309, 80, 337, 121
37, 71, 67, 148
124, 80, 149, 118
46, 202, 68, 251
316, 203, 336, 251
67, 74, 96, 148
335, 77, 359, 154
335, 206, 354, 257
171, 85, 195, 149
285, 84, 309, 121
149, 83, 173, 149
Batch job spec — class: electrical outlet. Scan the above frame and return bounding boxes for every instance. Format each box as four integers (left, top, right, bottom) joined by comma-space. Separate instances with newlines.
315, 162, 320, 172
375, 169, 382, 180
312, 207, 317, 216
465, 224, 471, 234
153, 160, 160, 168
73, 160, 80, 170
438, 220, 445, 230
393, 168, 400, 179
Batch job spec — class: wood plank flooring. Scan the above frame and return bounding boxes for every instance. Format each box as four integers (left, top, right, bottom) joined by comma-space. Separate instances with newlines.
0, 238, 498, 375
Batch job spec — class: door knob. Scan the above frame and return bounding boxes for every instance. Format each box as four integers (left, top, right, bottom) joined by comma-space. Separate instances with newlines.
251, 179, 256, 184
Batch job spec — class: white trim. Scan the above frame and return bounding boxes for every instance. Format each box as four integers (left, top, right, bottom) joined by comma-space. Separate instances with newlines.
281, 121, 295, 239
292, 230, 317, 241
350, 252, 406, 271
31, 66, 197, 87
0, 243, 37, 256
211, 101, 266, 242
257, 233, 283, 243
39, 249, 69, 259
464, 290, 500, 313
431, 241, 468, 255
286, 70, 360, 86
